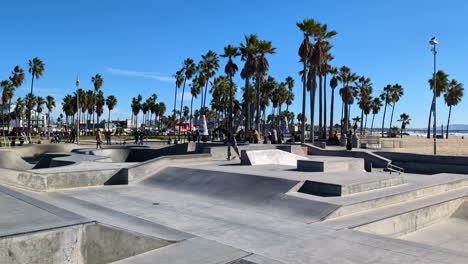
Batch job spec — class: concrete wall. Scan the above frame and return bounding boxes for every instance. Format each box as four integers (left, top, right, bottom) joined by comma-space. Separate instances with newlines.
206, 144, 306, 160
376, 151, 468, 174
353, 198, 466, 238
304, 143, 390, 172
8, 144, 83, 158
0, 223, 171, 264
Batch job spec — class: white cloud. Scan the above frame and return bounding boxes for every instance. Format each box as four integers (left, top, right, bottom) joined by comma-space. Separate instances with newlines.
106, 67, 175, 83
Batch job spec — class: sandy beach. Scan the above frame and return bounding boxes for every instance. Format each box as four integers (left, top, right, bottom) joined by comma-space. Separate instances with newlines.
380, 136, 468, 156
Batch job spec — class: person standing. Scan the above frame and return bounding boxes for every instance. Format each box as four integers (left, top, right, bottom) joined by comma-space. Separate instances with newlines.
271, 127, 278, 144
346, 130, 353, 151
96, 129, 103, 149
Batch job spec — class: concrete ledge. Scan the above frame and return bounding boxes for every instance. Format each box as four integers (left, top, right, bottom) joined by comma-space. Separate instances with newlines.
297, 157, 365, 173
240, 149, 308, 166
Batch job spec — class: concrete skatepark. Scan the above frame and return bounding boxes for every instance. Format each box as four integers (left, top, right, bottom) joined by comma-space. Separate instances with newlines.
1, 143, 468, 263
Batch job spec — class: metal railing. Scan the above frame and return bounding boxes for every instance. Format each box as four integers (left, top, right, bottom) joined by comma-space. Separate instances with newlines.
386, 163, 404, 174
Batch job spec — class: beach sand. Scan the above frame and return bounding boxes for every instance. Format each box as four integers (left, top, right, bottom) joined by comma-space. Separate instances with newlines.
380, 136, 468, 156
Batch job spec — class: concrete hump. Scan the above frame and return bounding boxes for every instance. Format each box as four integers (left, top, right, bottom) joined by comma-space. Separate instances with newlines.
0, 150, 34, 170
141, 167, 339, 222
240, 149, 308, 166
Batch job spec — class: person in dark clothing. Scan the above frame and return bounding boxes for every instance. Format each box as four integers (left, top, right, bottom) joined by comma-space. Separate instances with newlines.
346, 130, 353, 150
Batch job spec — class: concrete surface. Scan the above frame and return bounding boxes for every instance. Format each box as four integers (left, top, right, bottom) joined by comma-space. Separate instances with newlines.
2, 144, 468, 263
240, 149, 308, 166
297, 156, 365, 172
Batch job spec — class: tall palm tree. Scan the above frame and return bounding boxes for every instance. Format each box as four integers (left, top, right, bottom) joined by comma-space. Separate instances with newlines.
86, 90, 96, 132
380, 84, 393, 137
328, 67, 338, 138
157, 102, 166, 131
28, 57, 45, 134
397, 113, 411, 138
106, 95, 117, 130
254, 39, 276, 130
388, 84, 404, 130
314, 23, 337, 139
240, 34, 260, 132
355, 76, 373, 135
337, 66, 357, 141
297, 19, 319, 143
95, 91, 105, 126
179, 58, 196, 138
173, 70, 184, 130
221, 44, 240, 138
370, 97, 382, 134
91, 74, 104, 129
200, 50, 220, 109
131, 95, 142, 129
45, 96, 55, 138
285, 76, 294, 112
9, 66, 25, 134
35, 96, 45, 132
1, 80, 14, 135
189, 79, 201, 128
427, 70, 449, 138
444, 80, 464, 138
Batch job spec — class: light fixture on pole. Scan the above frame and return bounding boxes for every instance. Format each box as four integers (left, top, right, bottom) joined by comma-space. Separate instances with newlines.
429, 37, 438, 155
76, 78, 80, 145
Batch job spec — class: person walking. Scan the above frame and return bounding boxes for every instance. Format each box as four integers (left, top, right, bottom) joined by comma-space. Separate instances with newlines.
346, 130, 353, 151
271, 127, 278, 144
96, 129, 103, 149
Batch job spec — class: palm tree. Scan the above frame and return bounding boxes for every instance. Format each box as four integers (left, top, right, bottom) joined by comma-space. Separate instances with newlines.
86, 90, 96, 132
427, 70, 449, 138
313, 23, 337, 139
200, 50, 220, 109
13, 98, 25, 128
370, 97, 382, 134
46, 96, 55, 139
388, 84, 404, 130
355, 76, 373, 135
173, 70, 184, 130
297, 19, 316, 143
285, 76, 294, 112
91, 74, 104, 129
397, 113, 411, 138
222, 45, 240, 139
1, 80, 14, 135
444, 80, 464, 138
77, 88, 87, 131
380, 85, 393, 137
254, 39, 276, 130
156, 102, 166, 131
28, 57, 45, 134
240, 34, 259, 132
131, 95, 142, 129
328, 67, 338, 138
106, 95, 117, 130
179, 58, 197, 138
95, 91, 105, 126
9, 66, 25, 134
337, 66, 358, 141
35, 96, 45, 132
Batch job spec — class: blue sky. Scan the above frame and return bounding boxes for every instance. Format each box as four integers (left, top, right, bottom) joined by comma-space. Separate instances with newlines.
1, 0, 467, 128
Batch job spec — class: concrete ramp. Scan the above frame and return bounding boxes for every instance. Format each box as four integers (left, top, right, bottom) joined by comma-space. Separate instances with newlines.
141, 167, 339, 222
241, 149, 309, 166
0, 150, 34, 170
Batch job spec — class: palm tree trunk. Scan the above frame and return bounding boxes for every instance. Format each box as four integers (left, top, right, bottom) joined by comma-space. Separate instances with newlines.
318, 74, 323, 139
310, 77, 316, 143
446, 105, 451, 139
178, 79, 187, 139
389, 103, 395, 129
323, 73, 327, 139
28, 77, 34, 137
255, 76, 261, 131
329, 88, 335, 138
360, 109, 364, 135
108, 109, 111, 130
364, 114, 368, 134
381, 102, 388, 137
427, 97, 434, 138
245, 78, 251, 132
173, 84, 177, 131
300, 65, 307, 143
203, 80, 210, 111
371, 114, 375, 135
7, 100, 12, 136
190, 95, 194, 130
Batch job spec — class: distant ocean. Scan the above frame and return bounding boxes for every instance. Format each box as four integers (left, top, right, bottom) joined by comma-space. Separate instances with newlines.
407, 131, 468, 138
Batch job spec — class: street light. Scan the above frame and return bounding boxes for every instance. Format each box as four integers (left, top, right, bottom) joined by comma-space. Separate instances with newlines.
76, 78, 80, 144
429, 37, 438, 155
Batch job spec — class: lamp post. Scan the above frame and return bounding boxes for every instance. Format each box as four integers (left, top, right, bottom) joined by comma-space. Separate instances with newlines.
429, 37, 438, 155
76, 78, 80, 144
